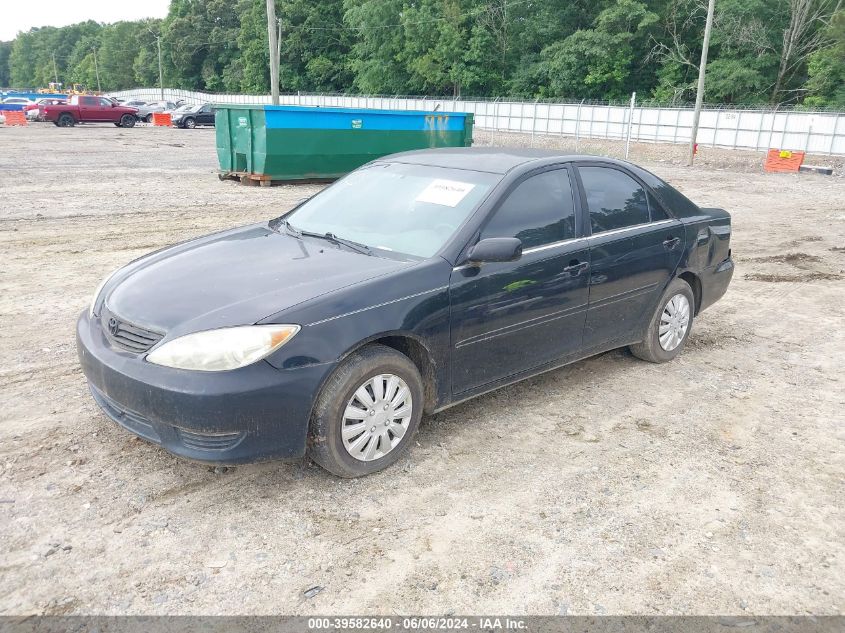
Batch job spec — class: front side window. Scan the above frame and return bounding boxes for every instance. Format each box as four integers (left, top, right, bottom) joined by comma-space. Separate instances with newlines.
580, 166, 650, 234
480, 169, 576, 249
286, 163, 499, 259
99, 98, 112, 107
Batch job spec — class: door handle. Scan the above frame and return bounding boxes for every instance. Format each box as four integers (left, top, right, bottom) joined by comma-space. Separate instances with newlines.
663, 236, 681, 249
563, 260, 589, 274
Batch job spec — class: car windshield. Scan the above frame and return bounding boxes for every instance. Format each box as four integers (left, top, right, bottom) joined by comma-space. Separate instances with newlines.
284, 162, 499, 258
174, 105, 194, 113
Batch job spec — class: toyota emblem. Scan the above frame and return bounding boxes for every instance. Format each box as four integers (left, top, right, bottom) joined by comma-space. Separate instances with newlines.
107, 318, 119, 336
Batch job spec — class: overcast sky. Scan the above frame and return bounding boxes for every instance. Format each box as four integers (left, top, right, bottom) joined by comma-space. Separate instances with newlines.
1, 0, 171, 41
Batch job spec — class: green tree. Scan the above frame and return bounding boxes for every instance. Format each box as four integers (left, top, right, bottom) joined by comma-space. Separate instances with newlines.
804, 9, 845, 106
538, 0, 659, 100
344, 0, 408, 94
0, 41, 11, 87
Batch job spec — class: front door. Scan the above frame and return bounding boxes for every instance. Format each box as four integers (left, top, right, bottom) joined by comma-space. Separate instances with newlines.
450, 167, 590, 395
576, 164, 683, 348
99, 97, 120, 123
197, 105, 215, 125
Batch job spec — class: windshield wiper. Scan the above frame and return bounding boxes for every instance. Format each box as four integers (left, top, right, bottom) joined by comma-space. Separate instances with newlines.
276, 218, 302, 238
276, 219, 371, 256
322, 232, 372, 256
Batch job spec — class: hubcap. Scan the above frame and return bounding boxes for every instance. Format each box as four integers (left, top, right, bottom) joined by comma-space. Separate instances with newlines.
341, 374, 413, 462
658, 293, 690, 351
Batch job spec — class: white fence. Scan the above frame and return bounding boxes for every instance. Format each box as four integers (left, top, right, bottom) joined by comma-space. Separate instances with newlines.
110, 88, 845, 156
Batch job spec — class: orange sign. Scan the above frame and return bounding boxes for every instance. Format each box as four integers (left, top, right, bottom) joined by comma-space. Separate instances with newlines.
764, 149, 805, 173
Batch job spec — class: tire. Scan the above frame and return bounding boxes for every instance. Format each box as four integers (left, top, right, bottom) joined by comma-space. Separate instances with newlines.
183, 117, 196, 129
113, 122, 121, 127
630, 278, 695, 363
57, 113, 75, 127
144, 114, 153, 123
308, 344, 424, 478
119, 114, 136, 128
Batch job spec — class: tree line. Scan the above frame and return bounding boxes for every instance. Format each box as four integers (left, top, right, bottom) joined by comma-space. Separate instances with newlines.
1, 0, 843, 107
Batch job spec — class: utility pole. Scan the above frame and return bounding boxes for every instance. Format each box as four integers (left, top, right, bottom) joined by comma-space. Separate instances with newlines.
51, 53, 59, 84
155, 36, 164, 101
266, 0, 280, 105
625, 91, 636, 159
688, 0, 716, 166
92, 48, 101, 93
277, 17, 283, 74
147, 25, 165, 101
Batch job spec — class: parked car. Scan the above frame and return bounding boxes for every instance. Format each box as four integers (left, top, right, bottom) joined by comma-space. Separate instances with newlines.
135, 100, 181, 122
171, 103, 216, 128
122, 99, 148, 109
77, 148, 734, 477
1, 97, 34, 106
27, 98, 67, 121
43, 95, 138, 127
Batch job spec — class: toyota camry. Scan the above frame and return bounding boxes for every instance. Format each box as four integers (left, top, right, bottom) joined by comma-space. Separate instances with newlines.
77, 148, 734, 477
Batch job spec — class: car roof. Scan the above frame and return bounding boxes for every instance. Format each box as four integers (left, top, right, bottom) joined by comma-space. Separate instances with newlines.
382, 147, 635, 175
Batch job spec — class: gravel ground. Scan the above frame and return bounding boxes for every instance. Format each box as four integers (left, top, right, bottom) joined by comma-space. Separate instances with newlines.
0, 124, 843, 616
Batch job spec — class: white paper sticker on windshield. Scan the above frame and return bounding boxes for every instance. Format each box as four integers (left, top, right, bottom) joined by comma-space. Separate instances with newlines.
415, 179, 475, 207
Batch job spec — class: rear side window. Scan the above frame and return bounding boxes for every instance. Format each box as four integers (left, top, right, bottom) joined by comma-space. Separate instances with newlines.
580, 166, 650, 233
81, 96, 98, 106
481, 169, 576, 249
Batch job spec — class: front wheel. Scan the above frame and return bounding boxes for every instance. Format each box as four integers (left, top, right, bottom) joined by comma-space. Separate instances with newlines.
183, 117, 196, 129
119, 114, 136, 128
629, 278, 695, 363
308, 344, 424, 478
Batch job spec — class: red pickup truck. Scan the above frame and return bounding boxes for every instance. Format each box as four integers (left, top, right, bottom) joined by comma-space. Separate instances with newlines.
43, 95, 139, 128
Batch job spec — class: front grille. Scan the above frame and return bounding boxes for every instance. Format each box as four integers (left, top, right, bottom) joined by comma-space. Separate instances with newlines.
101, 307, 163, 354
175, 428, 245, 451
89, 385, 161, 444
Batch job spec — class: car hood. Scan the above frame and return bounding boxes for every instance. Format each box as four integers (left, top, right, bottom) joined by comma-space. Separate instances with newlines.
104, 223, 412, 336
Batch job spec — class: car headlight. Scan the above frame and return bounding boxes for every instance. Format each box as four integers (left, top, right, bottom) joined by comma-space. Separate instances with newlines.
89, 267, 121, 317
146, 325, 300, 371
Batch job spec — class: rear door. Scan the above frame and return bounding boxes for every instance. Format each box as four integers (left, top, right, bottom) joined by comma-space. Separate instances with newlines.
576, 164, 683, 348
78, 96, 100, 122
449, 166, 590, 395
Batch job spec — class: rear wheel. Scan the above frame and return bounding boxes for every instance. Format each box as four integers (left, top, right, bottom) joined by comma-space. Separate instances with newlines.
630, 278, 695, 363
308, 344, 424, 478
57, 113, 75, 127
119, 114, 136, 128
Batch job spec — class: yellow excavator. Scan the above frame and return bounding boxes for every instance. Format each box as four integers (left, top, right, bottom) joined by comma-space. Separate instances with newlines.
38, 83, 100, 96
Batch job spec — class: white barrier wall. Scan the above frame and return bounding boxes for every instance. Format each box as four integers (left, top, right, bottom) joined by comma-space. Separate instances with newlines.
110, 88, 845, 156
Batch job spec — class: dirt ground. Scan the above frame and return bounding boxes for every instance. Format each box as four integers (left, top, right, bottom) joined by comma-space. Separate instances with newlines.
0, 124, 843, 616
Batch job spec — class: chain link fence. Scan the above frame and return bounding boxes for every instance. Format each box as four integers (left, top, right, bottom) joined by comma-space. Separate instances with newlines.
109, 88, 845, 156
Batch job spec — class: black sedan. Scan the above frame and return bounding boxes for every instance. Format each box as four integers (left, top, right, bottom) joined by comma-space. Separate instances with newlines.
171, 103, 215, 128
77, 148, 734, 477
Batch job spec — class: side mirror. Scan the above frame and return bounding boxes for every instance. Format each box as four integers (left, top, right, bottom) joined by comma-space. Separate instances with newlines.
466, 237, 523, 265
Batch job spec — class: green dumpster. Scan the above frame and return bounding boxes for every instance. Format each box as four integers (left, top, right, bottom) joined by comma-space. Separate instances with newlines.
215, 104, 474, 183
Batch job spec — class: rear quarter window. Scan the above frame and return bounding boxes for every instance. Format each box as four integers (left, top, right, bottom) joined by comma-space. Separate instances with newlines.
626, 164, 700, 218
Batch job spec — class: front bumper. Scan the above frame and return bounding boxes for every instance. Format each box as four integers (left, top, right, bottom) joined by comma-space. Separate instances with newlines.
76, 311, 336, 464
